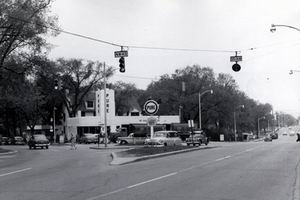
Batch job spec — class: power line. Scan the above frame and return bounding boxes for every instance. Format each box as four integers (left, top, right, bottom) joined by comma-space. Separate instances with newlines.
9, 16, 239, 54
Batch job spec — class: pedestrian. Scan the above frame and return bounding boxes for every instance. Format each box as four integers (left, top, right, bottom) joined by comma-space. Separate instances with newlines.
70, 133, 77, 150
296, 133, 300, 142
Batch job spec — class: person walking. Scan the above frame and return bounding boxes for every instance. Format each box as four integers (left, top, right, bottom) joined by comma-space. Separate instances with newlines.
70, 133, 77, 150
296, 133, 300, 142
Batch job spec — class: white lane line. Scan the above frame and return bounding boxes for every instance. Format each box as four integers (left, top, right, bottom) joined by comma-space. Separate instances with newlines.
215, 155, 231, 161
86, 172, 178, 200
0, 155, 16, 159
86, 146, 259, 200
0, 168, 32, 177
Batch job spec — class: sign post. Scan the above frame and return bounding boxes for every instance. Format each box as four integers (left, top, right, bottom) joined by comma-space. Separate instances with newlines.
144, 100, 159, 139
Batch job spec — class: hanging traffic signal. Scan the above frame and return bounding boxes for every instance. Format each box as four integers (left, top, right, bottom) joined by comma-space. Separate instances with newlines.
232, 63, 241, 72
119, 57, 125, 73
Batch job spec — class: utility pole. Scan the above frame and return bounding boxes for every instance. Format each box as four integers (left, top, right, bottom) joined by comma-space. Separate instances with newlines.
103, 62, 108, 148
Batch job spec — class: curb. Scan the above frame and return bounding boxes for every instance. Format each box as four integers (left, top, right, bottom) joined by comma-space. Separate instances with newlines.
110, 146, 215, 165
0, 150, 17, 155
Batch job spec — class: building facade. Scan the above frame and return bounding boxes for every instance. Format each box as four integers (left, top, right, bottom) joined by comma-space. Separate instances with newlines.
64, 89, 180, 139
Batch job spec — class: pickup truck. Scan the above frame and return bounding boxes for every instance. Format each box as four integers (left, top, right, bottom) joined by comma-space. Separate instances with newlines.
117, 133, 146, 145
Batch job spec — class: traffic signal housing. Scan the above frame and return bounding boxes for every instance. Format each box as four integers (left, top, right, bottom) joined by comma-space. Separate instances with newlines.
119, 57, 125, 73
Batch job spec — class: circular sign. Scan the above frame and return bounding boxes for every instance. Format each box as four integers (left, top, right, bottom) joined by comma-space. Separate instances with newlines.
144, 100, 159, 115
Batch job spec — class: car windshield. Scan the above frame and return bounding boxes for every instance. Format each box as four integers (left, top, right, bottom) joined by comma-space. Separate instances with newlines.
153, 132, 167, 137
33, 135, 47, 140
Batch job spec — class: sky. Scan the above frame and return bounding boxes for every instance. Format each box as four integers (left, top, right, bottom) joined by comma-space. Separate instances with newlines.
47, 0, 300, 117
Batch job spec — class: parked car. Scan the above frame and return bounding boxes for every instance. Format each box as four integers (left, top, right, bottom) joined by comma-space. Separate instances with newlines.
28, 135, 50, 149
117, 133, 147, 145
79, 133, 99, 144
270, 132, 278, 139
11, 136, 25, 145
1, 137, 10, 145
186, 130, 209, 146
264, 134, 273, 142
144, 131, 182, 146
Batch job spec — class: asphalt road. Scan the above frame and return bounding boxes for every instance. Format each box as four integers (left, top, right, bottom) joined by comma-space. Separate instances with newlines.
1, 127, 300, 200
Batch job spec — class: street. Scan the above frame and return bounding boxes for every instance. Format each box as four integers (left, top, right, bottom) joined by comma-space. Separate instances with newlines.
0, 128, 300, 200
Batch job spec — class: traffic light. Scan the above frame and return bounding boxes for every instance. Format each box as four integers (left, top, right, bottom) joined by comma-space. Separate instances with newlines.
54, 79, 58, 90
119, 57, 125, 72
232, 63, 241, 72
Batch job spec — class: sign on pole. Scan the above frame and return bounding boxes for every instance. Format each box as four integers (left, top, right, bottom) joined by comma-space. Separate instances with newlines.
114, 51, 128, 58
188, 120, 194, 128
230, 56, 242, 62
144, 100, 159, 115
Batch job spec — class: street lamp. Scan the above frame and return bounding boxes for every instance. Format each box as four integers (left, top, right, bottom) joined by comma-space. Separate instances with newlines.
199, 89, 213, 130
289, 69, 300, 75
258, 116, 265, 138
270, 24, 300, 33
233, 105, 244, 142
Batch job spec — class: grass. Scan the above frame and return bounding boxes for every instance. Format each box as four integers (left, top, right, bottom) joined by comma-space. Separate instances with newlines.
116, 145, 197, 158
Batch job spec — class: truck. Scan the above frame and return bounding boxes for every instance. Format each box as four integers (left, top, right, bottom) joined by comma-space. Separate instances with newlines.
117, 133, 147, 145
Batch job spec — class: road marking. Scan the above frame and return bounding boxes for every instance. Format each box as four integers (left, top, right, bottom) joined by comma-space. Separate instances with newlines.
86, 145, 260, 200
0, 155, 16, 159
86, 172, 177, 200
0, 168, 32, 177
215, 155, 231, 161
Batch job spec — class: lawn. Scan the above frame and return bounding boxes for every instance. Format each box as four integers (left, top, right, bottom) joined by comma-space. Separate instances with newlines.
116, 145, 197, 158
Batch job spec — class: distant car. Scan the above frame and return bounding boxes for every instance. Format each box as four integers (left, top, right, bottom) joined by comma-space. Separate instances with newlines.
144, 131, 182, 146
79, 133, 99, 144
264, 135, 273, 142
282, 132, 288, 136
289, 131, 295, 136
270, 133, 278, 139
186, 131, 209, 146
11, 136, 25, 145
117, 133, 146, 145
28, 135, 50, 149
1, 137, 10, 145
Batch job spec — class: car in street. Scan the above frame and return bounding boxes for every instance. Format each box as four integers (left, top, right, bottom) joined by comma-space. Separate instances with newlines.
11, 136, 26, 145
289, 131, 295, 136
186, 130, 209, 146
1, 137, 10, 145
144, 131, 182, 146
117, 133, 147, 145
28, 134, 50, 149
270, 132, 278, 139
264, 134, 273, 142
78, 133, 99, 144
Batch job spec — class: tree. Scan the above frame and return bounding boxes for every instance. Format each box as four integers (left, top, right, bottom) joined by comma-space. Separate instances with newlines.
0, 0, 58, 74
56, 58, 114, 117
112, 81, 145, 116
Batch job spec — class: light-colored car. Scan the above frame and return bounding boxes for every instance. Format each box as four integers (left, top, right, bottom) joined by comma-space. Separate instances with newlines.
117, 133, 146, 145
79, 133, 99, 144
289, 131, 295, 136
144, 131, 182, 146
186, 131, 209, 146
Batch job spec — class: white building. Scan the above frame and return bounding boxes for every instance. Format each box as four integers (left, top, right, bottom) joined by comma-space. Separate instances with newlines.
64, 89, 180, 139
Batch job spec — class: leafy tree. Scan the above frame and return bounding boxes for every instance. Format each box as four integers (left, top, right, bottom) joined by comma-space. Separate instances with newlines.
56, 58, 114, 117
0, 0, 58, 74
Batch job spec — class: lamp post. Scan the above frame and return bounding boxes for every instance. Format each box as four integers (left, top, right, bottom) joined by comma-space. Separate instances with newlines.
233, 105, 244, 142
289, 69, 300, 75
258, 116, 265, 138
199, 89, 213, 130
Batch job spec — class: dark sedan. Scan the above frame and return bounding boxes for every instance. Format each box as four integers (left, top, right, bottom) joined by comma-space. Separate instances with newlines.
28, 135, 50, 149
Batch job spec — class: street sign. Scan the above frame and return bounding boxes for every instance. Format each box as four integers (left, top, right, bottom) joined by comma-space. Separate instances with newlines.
230, 56, 242, 62
114, 51, 128, 58
147, 117, 157, 126
188, 120, 194, 128
144, 100, 159, 115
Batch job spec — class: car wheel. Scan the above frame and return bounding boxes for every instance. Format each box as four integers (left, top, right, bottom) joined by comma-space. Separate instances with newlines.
29, 146, 32, 150
41, 147, 44, 149
187, 143, 190, 146
33, 146, 36, 149
46, 146, 49, 149
164, 143, 167, 146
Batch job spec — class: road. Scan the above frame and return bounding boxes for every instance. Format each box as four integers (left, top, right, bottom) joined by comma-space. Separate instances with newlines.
0, 127, 300, 200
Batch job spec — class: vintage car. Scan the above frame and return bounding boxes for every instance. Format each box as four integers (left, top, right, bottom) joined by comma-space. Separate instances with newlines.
117, 133, 146, 145
28, 134, 50, 149
186, 131, 209, 146
78, 133, 100, 144
144, 131, 182, 146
